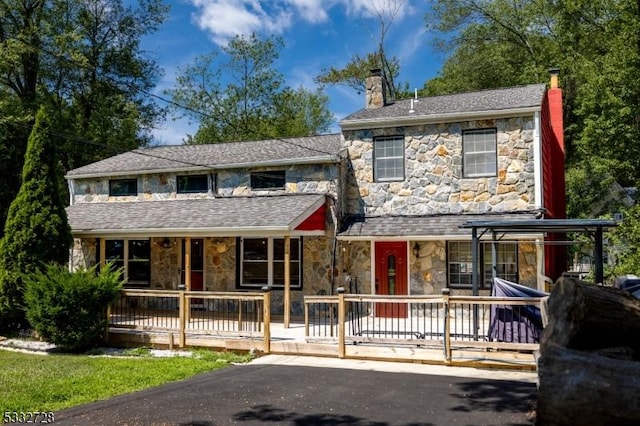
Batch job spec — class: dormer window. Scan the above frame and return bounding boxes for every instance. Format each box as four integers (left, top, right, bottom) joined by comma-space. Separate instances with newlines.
463, 129, 497, 177
374, 135, 405, 182
177, 174, 209, 193
109, 178, 137, 196
251, 170, 285, 190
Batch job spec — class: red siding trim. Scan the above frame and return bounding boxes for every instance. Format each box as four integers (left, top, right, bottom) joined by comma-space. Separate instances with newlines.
295, 204, 326, 231
541, 86, 567, 280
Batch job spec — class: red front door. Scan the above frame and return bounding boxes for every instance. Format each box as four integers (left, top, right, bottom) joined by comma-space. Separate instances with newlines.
374, 241, 408, 318
182, 239, 204, 303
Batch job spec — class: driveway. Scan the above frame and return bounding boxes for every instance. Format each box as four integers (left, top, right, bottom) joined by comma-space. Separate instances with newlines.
54, 356, 537, 426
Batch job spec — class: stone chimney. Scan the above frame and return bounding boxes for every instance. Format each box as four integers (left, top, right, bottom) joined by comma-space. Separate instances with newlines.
365, 68, 387, 109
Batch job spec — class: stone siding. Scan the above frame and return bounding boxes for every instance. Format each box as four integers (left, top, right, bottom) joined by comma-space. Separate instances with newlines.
71, 164, 339, 204
339, 239, 538, 296
343, 118, 536, 216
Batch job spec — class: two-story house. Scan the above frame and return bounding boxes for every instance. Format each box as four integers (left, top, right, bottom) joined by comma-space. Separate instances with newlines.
336, 69, 565, 303
66, 70, 565, 316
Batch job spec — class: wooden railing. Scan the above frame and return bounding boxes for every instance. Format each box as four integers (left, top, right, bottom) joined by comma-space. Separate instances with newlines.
108, 288, 271, 352
304, 289, 544, 361
108, 288, 542, 364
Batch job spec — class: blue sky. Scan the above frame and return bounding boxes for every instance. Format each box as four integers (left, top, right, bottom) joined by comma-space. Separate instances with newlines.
143, 0, 443, 145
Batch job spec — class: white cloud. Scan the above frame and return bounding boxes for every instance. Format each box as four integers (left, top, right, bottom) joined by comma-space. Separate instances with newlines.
188, 0, 412, 46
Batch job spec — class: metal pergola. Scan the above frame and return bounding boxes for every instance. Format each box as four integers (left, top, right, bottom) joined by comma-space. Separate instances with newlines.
460, 218, 619, 295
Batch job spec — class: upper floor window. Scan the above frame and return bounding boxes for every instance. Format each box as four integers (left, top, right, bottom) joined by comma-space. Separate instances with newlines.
177, 174, 209, 193
374, 135, 405, 182
251, 170, 285, 190
463, 129, 497, 177
109, 178, 137, 196
447, 241, 518, 289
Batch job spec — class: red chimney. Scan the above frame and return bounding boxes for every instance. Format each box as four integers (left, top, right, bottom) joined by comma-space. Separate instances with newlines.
542, 68, 567, 280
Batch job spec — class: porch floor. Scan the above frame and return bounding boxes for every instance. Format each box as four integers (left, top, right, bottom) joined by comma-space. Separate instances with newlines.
107, 317, 538, 371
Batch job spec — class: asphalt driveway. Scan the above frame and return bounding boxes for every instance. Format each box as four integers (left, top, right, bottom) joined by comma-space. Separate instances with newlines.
54, 360, 536, 426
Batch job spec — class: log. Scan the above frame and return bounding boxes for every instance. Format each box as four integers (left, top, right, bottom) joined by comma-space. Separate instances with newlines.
536, 277, 640, 425
541, 276, 640, 358
537, 343, 640, 425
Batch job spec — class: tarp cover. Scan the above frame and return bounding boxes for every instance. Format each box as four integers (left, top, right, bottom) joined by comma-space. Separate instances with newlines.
489, 278, 548, 343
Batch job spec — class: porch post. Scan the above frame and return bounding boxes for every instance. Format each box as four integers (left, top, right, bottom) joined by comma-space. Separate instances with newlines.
594, 226, 604, 284
185, 237, 191, 322
471, 228, 480, 340
337, 287, 346, 358
284, 235, 291, 328
99, 238, 106, 268
442, 288, 451, 363
185, 237, 192, 291
262, 286, 271, 354
471, 228, 479, 296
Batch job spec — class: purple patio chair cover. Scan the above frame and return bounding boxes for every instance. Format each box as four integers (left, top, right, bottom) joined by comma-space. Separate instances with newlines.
488, 278, 548, 343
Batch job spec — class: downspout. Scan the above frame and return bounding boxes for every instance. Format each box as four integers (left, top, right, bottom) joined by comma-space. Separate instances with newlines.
329, 201, 339, 295
533, 110, 542, 210
67, 178, 75, 271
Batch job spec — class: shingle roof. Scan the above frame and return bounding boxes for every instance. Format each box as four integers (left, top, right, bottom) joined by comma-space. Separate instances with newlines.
67, 194, 326, 236
340, 84, 547, 128
66, 134, 344, 179
338, 213, 541, 239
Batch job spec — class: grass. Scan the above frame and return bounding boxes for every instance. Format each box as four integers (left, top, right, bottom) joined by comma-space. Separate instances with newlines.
0, 348, 253, 413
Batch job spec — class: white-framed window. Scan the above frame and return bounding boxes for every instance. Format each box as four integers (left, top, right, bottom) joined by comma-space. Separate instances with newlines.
374, 135, 405, 182
238, 237, 302, 289
463, 129, 497, 177
102, 238, 151, 286
447, 241, 518, 289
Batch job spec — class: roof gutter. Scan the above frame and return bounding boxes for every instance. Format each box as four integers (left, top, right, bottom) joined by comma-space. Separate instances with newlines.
65, 155, 342, 180
339, 107, 541, 131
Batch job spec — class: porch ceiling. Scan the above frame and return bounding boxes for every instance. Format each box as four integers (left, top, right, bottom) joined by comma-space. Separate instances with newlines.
67, 194, 327, 238
338, 212, 541, 241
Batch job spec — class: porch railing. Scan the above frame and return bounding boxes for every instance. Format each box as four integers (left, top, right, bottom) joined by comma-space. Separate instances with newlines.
304, 289, 543, 361
108, 289, 271, 351
108, 288, 543, 364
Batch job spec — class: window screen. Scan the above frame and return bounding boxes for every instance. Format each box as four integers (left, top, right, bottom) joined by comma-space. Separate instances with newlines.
374, 136, 405, 181
463, 129, 497, 177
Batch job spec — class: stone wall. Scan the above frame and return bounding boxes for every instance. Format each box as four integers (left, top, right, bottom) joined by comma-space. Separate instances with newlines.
343, 117, 536, 216
338, 241, 372, 294
71, 164, 340, 204
338, 239, 539, 296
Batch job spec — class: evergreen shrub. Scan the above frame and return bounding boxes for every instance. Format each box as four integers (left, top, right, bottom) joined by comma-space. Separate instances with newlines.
24, 264, 123, 352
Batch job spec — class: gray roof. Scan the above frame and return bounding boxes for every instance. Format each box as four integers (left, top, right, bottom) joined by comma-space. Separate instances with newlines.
338, 213, 541, 239
340, 84, 547, 129
66, 134, 344, 179
67, 194, 326, 237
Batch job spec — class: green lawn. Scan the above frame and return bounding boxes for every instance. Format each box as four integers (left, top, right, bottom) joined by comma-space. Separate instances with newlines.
0, 348, 252, 413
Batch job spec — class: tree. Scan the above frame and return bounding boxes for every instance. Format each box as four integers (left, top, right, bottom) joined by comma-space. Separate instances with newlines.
0, 106, 72, 331
315, 0, 409, 100
425, 0, 640, 219
43, 0, 168, 169
167, 33, 332, 144
0, 0, 168, 237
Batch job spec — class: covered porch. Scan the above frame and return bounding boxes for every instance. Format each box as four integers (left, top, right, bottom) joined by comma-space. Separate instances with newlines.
67, 193, 335, 327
